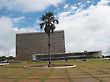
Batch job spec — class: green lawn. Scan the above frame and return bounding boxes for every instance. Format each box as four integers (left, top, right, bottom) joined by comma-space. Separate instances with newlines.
0, 59, 110, 82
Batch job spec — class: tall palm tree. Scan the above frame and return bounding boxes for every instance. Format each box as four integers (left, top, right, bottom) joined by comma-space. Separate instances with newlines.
40, 12, 59, 67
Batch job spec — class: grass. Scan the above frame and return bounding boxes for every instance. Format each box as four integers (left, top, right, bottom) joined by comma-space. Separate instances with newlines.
0, 59, 110, 82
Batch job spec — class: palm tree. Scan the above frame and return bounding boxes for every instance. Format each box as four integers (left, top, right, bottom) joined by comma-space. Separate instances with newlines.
40, 12, 59, 67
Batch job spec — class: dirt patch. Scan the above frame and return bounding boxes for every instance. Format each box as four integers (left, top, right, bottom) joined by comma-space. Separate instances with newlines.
45, 79, 69, 82
18, 79, 40, 82
0, 79, 14, 82
99, 77, 110, 82
72, 78, 99, 82
49, 75, 67, 79
93, 74, 110, 78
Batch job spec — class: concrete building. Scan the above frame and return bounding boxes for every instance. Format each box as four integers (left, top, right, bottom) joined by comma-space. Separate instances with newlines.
16, 30, 102, 61
16, 31, 65, 60
33, 51, 102, 61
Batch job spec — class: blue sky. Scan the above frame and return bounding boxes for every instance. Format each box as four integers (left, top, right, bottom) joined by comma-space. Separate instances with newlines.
0, 0, 110, 56
0, 0, 100, 28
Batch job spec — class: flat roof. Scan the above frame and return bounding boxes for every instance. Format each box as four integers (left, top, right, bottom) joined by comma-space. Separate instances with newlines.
33, 51, 102, 56
16, 30, 64, 35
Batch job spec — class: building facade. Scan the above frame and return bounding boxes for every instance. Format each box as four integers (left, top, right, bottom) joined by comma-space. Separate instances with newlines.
16, 31, 65, 60
33, 51, 102, 61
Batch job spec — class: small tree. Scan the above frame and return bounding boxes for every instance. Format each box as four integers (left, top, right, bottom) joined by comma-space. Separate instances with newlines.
40, 12, 59, 67
0, 56, 7, 62
7, 56, 15, 62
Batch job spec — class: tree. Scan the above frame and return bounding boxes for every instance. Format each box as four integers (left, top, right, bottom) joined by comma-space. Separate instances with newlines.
40, 12, 59, 67
7, 56, 15, 62
0, 56, 7, 62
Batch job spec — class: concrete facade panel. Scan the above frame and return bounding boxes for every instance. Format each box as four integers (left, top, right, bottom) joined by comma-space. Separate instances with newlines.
16, 31, 65, 60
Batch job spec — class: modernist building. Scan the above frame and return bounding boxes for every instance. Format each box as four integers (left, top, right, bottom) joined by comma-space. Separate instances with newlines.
33, 51, 102, 61
16, 31, 65, 60
16, 30, 102, 61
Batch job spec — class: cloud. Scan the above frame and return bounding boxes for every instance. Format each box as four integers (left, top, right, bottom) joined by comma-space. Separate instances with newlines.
13, 27, 36, 33
0, 0, 64, 13
0, 16, 15, 56
1, 0, 110, 57
0, 16, 37, 57
56, 0, 110, 55
13, 16, 26, 23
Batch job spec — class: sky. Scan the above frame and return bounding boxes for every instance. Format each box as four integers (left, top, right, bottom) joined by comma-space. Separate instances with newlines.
0, 0, 110, 56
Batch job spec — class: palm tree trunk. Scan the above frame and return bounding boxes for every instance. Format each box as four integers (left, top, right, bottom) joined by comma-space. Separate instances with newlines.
48, 33, 51, 67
